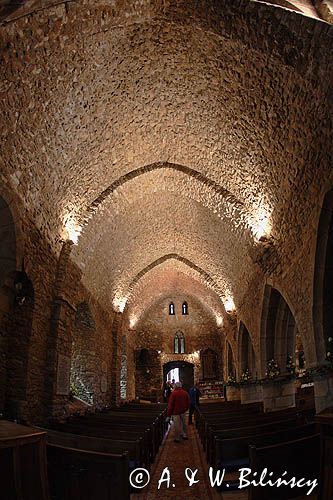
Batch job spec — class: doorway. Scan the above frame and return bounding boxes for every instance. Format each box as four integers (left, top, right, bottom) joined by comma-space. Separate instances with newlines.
163, 361, 194, 392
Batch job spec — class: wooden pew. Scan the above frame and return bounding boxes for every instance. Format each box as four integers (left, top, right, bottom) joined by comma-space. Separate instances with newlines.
47, 444, 129, 500
204, 406, 314, 457
74, 411, 164, 454
43, 428, 144, 470
214, 423, 316, 470
248, 434, 320, 499
206, 417, 300, 464
52, 422, 152, 465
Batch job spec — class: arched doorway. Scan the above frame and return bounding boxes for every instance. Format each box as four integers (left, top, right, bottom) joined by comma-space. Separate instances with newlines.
163, 361, 194, 392
260, 285, 297, 377
313, 188, 333, 363
239, 322, 256, 381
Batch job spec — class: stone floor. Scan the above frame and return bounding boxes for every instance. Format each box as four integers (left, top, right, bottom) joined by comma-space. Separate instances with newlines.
131, 418, 247, 500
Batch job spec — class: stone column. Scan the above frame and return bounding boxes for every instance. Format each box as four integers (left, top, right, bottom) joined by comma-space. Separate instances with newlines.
110, 312, 123, 406
313, 372, 333, 413
45, 241, 81, 420
262, 379, 296, 412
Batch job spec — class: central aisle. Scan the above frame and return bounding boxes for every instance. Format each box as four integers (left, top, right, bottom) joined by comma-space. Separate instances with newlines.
132, 418, 247, 500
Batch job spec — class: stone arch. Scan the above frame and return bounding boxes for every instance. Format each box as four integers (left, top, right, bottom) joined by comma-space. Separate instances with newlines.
226, 341, 235, 379
0, 196, 16, 287
75, 301, 96, 330
238, 322, 256, 380
70, 301, 96, 405
0, 195, 17, 411
126, 253, 222, 303
82, 161, 247, 227
0, 194, 34, 421
260, 285, 297, 377
5, 271, 35, 421
313, 188, 333, 364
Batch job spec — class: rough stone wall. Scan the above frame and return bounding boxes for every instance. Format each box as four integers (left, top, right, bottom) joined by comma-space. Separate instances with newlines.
0, 187, 58, 423
0, 185, 117, 423
0, 0, 332, 420
135, 295, 222, 355
71, 297, 114, 408
132, 295, 223, 396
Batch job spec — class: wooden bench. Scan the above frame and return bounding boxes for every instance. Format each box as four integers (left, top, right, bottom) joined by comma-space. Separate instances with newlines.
42, 428, 144, 469
47, 443, 129, 500
248, 433, 320, 499
52, 422, 152, 465
204, 406, 314, 458
206, 417, 300, 464
214, 423, 316, 470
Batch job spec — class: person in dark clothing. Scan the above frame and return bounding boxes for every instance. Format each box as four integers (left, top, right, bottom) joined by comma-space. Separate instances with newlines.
188, 384, 201, 424
163, 381, 172, 402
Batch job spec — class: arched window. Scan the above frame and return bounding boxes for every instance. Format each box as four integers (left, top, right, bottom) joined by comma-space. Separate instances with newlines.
182, 301, 188, 315
169, 302, 175, 315
180, 333, 185, 353
174, 333, 179, 354
174, 332, 185, 354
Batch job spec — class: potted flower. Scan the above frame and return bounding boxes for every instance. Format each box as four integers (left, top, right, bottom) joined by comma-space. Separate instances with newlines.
265, 359, 280, 379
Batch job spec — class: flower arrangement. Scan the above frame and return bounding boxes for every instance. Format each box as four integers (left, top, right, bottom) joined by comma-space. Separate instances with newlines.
227, 373, 236, 384
266, 359, 280, 379
286, 355, 296, 376
240, 368, 251, 383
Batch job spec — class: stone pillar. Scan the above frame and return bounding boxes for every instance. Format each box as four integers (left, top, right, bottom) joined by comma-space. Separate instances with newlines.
110, 312, 123, 406
240, 384, 263, 405
45, 241, 81, 420
313, 373, 333, 413
262, 379, 296, 412
225, 385, 240, 401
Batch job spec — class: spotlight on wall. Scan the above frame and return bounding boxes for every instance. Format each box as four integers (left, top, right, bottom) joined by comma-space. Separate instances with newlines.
157, 350, 161, 354
251, 206, 272, 242
113, 295, 127, 313
224, 296, 236, 314
129, 316, 137, 329
216, 314, 223, 327
64, 218, 82, 245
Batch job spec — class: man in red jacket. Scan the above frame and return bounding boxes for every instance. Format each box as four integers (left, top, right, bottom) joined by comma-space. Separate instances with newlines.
167, 381, 190, 442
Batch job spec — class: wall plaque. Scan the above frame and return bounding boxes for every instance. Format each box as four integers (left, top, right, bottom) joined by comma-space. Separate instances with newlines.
56, 354, 71, 395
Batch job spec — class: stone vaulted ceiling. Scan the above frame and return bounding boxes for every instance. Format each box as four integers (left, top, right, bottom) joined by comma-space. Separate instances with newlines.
0, 0, 332, 317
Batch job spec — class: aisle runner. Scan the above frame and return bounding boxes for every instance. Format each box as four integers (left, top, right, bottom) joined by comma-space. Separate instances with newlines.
132, 420, 222, 500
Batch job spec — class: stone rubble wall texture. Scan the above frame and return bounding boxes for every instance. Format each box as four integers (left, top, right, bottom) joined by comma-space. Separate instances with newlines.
132, 295, 223, 398
0, 0, 332, 420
